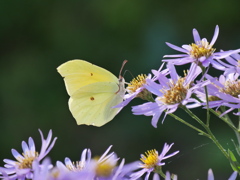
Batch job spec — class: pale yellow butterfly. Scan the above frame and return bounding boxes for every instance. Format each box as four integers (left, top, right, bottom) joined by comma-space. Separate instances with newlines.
57, 60, 126, 127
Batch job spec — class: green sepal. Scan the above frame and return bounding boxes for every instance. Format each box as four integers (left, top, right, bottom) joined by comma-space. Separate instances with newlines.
138, 89, 155, 102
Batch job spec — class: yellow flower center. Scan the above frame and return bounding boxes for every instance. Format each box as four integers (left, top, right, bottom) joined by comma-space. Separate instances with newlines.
16, 151, 38, 169
237, 60, 240, 67
127, 74, 154, 101
66, 161, 85, 171
189, 40, 215, 59
127, 74, 147, 94
95, 160, 115, 177
208, 96, 221, 101
50, 168, 61, 178
220, 79, 240, 98
157, 77, 188, 105
140, 149, 159, 169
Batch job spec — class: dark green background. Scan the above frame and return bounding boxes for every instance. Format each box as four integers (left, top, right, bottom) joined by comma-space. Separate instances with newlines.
1, 0, 240, 179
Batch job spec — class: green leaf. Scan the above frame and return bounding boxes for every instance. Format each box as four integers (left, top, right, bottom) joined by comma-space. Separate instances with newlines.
228, 149, 240, 171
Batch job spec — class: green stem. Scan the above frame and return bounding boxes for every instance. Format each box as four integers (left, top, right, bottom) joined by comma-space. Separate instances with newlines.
234, 109, 240, 155
181, 106, 208, 131
204, 86, 210, 126
193, 91, 240, 171
218, 107, 240, 156
193, 94, 238, 131
200, 66, 210, 126
238, 108, 240, 130
207, 130, 229, 159
154, 166, 165, 179
167, 112, 208, 137
183, 107, 229, 159
154, 166, 177, 180
210, 108, 238, 132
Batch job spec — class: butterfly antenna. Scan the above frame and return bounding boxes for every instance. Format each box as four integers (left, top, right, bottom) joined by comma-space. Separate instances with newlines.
119, 60, 128, 80
123, 70, 134, 79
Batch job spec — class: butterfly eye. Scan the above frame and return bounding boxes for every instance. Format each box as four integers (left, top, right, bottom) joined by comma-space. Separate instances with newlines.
119, 76, 124, 83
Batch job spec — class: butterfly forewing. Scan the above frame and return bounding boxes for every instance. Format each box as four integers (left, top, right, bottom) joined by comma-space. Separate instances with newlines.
57, 60, 119, 96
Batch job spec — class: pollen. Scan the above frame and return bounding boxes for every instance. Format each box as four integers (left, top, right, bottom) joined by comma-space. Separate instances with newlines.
208, 96, 221, 101
189, 40, 216, 60
95, 160, 115, 177
127, 74, 147, 94
237, 60, 240, 67
50, 168, 61, 178
16, 151, 38, 169
126, 74, 154, 101
66, 161, 85, 171
157, 77, 188, 105
220, 79, 240, 98
140, 149, 159, 169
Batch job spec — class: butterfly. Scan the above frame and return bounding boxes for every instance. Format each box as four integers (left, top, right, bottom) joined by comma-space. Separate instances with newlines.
57, 60, 126, 127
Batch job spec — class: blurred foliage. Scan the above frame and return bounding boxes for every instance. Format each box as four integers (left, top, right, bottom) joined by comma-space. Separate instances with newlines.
0, 0, 240, 179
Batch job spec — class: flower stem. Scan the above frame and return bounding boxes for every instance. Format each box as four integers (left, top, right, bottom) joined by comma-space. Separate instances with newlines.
200, 66, 210, 126
210, 107, 238, 131
167, 112, 208, 137
193, 93, 238, 131
183, 107, 229, 159
154, 166, 165, 179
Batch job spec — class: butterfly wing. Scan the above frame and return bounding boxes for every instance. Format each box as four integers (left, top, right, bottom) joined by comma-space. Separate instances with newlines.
57, 60, 119, 96
69, 81, 124, 126
57, 60, 125, 126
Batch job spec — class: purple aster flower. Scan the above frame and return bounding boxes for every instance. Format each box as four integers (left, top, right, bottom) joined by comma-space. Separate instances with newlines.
114, 63, 169, 109
114, 74, 153, 109
152, 173, 161, 180
132, 63, 208, 127
46, 165, 95, 180
0, 129, 57, 180
207, 169, 237, 180
89, 145, 126, 180
32, 158, 52, 180
198, 73, 240, 116
130, 143, 179, 180
55, 145, 135, 180
48, 148, 94, 179
42, 165, 95, 180
32, 148, 95, 180
163, 25, 240, 69
0, 167, 9, 179
87, 145, 139, 180
56, 148, 91, 173
214, 52, 240, 75
165, 172, 177, 180
153, 172, 177, 180
151, 169, 237, 180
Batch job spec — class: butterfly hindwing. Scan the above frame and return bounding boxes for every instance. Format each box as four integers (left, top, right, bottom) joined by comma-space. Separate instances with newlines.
69, 81, 123, 126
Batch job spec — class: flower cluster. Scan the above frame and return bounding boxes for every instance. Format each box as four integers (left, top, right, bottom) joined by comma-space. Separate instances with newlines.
2, 25, 240, 180
112, 25, 240, 178
0, 130, 237, 180
0, 129, 57, 180
119, 25, 240, 127
0, 130, 180, 180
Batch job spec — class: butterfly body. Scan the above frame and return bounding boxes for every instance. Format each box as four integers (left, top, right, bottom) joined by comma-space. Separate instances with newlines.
57, 60, 125, 127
